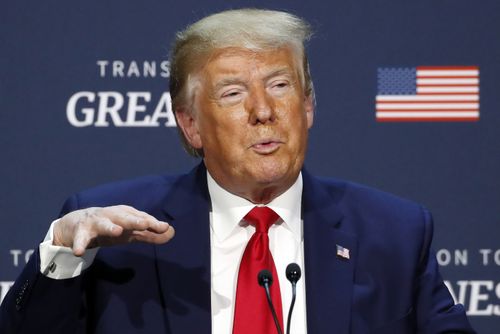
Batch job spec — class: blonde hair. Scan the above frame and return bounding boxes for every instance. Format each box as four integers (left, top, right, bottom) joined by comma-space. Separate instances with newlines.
169, 8, 314, 157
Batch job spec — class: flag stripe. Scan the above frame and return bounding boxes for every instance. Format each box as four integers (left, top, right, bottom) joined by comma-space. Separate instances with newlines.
418, 76, 478, 79
417, 85, 478, 88
377, 117, 479, 122
416, 92, 478, 96
377, 103, 478, 109
416, 66, 478, 70
417, 79, 479, 84
417, 70, 479, 76
377, 111, 479, 117
417, 87, 479, 93
377, 101, 478, 104
377, 110, 478, 113
376, 95, 478, 101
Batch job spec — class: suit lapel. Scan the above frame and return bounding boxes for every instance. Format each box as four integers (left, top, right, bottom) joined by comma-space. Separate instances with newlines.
302, 169, 357, 334
154, 163, 212, 334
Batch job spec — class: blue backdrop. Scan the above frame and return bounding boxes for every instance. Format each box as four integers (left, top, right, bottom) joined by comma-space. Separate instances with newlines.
1, 1, 499, 332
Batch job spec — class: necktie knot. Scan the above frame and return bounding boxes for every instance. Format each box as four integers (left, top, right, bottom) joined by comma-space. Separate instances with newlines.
244, 206, 279, 233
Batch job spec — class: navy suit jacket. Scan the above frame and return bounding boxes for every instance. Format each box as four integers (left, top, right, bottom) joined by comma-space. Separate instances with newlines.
0, 163, 474, 333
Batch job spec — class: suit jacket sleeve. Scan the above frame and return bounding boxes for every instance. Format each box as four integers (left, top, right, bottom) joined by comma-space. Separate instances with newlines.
0, 194, 88, 334
414, 208, 475, 333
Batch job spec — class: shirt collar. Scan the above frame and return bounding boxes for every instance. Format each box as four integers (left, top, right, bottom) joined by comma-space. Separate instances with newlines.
207, 171, 303, 242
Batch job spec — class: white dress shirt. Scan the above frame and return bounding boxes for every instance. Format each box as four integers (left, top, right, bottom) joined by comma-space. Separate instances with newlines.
207, 172, 307, 334
39, 171, 307, 334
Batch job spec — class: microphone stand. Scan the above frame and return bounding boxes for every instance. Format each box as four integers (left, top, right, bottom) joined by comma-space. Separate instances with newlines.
285, 263, 301, 334
286, 282, 297, 334
258, 269, 283, 334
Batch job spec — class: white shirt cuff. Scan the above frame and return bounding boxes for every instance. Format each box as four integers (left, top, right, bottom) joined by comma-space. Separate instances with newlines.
39, 219, 99, 279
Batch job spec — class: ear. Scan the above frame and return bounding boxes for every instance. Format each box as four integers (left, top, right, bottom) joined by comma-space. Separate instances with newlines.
304, 94, 314, 129
175, 108, 203, 149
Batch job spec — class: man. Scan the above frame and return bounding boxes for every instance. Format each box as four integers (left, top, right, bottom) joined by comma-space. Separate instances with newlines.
0, 8, 475, 334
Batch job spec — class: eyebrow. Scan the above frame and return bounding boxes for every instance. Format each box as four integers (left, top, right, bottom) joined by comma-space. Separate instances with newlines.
213, 77, 247, 93
262, 67, 294, 82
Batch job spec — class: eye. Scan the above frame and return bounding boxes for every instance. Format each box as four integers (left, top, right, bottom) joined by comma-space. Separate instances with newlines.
218, 87, 245, 105
272, 81, 288, 89
222, 90, 241, 98
269, 79, 291, 95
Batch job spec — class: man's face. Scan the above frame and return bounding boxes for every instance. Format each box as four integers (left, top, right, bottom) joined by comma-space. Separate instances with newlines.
178, 47, 314, 202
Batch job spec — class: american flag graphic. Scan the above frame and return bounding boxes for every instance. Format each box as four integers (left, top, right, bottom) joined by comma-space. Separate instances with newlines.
336, 244, 350, 260
376, 66, 480, 122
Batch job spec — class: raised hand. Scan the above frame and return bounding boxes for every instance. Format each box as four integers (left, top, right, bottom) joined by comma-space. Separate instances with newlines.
53, 205, 175, 256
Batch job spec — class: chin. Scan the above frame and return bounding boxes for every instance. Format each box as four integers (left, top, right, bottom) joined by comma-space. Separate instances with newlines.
251, 162, 296, 186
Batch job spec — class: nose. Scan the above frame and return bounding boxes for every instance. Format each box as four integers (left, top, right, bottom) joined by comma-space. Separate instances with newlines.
247, 86, 275, 125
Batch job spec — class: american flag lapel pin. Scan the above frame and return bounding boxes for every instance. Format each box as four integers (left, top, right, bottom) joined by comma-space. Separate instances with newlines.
336, 244, 350, 260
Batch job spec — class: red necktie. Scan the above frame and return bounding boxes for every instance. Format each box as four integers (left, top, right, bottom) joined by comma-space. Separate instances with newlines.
233, 206, 284, 334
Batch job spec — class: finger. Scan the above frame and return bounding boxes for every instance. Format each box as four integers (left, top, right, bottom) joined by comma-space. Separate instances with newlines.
105, 207, 169, 233
131, 225, 175, 245
111, 204, 139, 214
72, 218, 122, 256
103, 210, 150, 231
116, 206, 169, 230
72, 229, 91, 257
144, 220, 170, 234
94, 217, 123, 237
110, 205, 153, 220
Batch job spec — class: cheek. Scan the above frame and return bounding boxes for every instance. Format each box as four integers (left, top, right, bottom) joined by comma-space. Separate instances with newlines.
279, 99, 309, 130
199, 108, 248, 150
284, 109, 310, 152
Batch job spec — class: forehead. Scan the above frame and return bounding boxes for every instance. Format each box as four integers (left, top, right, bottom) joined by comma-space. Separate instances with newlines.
200, 47, 300, 82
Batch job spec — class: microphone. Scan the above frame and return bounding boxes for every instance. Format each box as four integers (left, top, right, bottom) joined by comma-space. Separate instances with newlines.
285, 263, 302, 334
258, 269, 283, 334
